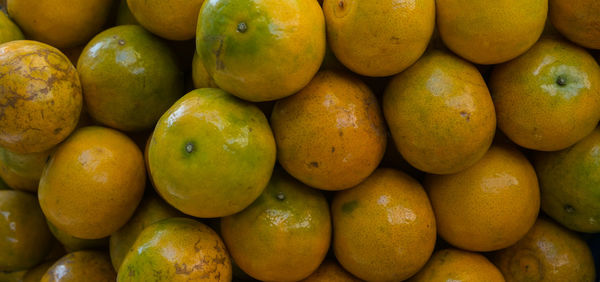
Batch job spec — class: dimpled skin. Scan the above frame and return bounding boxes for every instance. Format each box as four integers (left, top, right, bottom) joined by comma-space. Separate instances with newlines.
300, 259, 361, 282
118, 217, 232, 281
383, 50, 496, 174
491, 218, 596, 282
271, 70, 386, 191
41, 251, 116, 282
409, 248, 505, 282
437, 0, 547, 65
323, 0, 434, 77
332, 168, 436, 281
491, 38, 600, 151
38, 126, 146, 239
550, 0, 600, 49
0, 146, 52, 192
0, 40, 82, 154
0, 12, 23, 44
127, 0, 204, 40
425, 145, 540, 252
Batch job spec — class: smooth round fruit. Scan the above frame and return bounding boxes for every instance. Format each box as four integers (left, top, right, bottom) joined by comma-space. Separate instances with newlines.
23, 261, 54, 282
221, 170, 331, 281
118, 217, 231, 281
0, 11, 23, 44
332, 168, 436, 281
550, 0, 600, 49
323, 0, 434, 77
436, 0, 547, 64
47, 221, 108, 252
425, 145, 540, 252
409, 248, 505, 282
491, 38, 600, 151
38, 126, 146, 239
271, 70, 386, 191
0, 40, 82, 154
192, 51, 217, 89
491, 217, 596, 282
0, 190, 53, 271
77, 25, 183, 132
0, 146, 52, 192
383, 50, 496, 174
196, 0, 325, 101
127, 0, 204, 40
41, 251, 116, 282
149, 88, 276, 218
300, 259, 361, 282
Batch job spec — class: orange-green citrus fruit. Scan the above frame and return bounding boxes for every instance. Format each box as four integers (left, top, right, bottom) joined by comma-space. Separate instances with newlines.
41, 251, 116, 282
127, 0, 205, 41
0, 11, 23, 44
550, 0, 600, 49
409, 248, 505, 282
0, 146, 52, 192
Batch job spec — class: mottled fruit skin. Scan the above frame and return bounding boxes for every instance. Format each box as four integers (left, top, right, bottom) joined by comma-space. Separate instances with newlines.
221, 171, 331, 282
409, 248, 505, 282
425, 145, 540, 252
332, 168, 436, 281
491, 218, 596, 282
0, 40, 82, 154
271, 70, 386, 190
383, 50, 496, 174
550, 0, 600, 49
0, 190, 54, 272
41, 251, 116, 282
534, 128, 600, 233
491, 38, 600, 151
197, 0, 325, 101
118, 217, 232, 281
0, 11, 24, 44
127, 0, 205, 41
78, 25, 183, 132
149, 88, 276, 218
437, 0, 547, 64
38, 126, 146, 239
300, 259, 361, 282
47, 221, 108, 252
323, 0, 435, 77
0, 146, 52, 192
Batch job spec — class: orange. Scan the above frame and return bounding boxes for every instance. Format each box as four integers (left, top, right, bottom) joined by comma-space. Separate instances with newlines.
550, 0, 600, 49
77, 25, 183, 132
38, 126, 146, 239
127, 0, 204, 41
436, 0, 547, 64
118, 217, 231, 281
0, 11, 23, 44
196, 0, 325, 101
383, 50, 496, 174
47, 221, 108, 252
425, 144, 540, 252
0, 146, 52, 192
491, 217, 596, 282
300, 259, 361, 282
271, 70, 386, 191
23, 261, 54, 282
0, 190, 54, 271
41, 251, 116, 282
0, 40, 82, 154
323, 0, 434, 77
332, 168, 436, 281
192, 51, 217, 89
491, 38, 600, 151
409, 248, 505, 282
116, 0, 139, 26
7, 0, 113, 48
221, 170, 331, 281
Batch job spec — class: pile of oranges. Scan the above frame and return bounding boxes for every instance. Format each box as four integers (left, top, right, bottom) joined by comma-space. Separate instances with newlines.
1, 0, 599, 281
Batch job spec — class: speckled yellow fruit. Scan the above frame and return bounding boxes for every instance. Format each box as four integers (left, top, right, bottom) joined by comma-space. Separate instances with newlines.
0, 146, 52, 192
0, 11, 23, 44
332, 168, 436, 281
0, 40, 82, 154
437, 0, 547, 64
271, 70, 386, 191
23, 261, 54, 282
550, 0, 600, 49
383, 50, 496, 174
41, 251, 116, 282
47, 221, 108, 252
118, 217, 231, 281
323, 0, 434, 77
127, 0, 204, 40
409, 248, 505, 282
425, 145, 540, 252
300, 259, 361, 282
38, 126, 146, 239
192, 52, 217, 89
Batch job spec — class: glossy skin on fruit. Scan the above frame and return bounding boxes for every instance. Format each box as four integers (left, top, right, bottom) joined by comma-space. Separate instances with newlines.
41, 251, 116, 282
491, 218, 596, 282
300, 259, 361, 282
149, 88, 276, 218
197, 0, 325, 102
383, 50, 496, 174
0, 190, 53, 272
271, 70, 386, 191
425, 145, 540, 252
0, 40, 82, 154
127, 0, 204, 40
38, 126, 146, 239
409, 248, 505, 282
22, 261, 54, 282
534, 128, 600, 233
77, 25, 183, 132
550, 0, 600, 49
491, 38, 600, 151
0, 146, 52, 192
192, 52, 217, 89
0, 11, 23, 44
437, 0, 547, 64
323, 0, 434, 77
7, 0, 113, 48
332, 168, 436, 281
118, 217, 231, 281
47, 221, 108, 252
221, 171, 331, 282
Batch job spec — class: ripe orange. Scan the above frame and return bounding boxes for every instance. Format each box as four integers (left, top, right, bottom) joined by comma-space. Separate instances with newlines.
409, 248, 504, 282
550, 0, 600, 49
41, 251, 116, 282
191, 52, 217, 89
300, 259, 361, 282
22, 261, 54, 282
0, 11, 23, 44
127, 0, 205, 41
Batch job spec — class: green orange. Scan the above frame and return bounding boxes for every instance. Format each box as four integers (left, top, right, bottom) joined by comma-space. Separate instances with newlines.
550, 0, 600, 49
41, 251, 116, 282
47, 221, 108, 252
0, 146, 52, 192
0, 11, 23, 44
192, 52, 217, 89
409, 248, 505, 282
23, 261, 54, 282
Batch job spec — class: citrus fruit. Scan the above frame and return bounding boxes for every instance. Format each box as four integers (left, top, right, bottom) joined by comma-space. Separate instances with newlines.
550, 0, 600, 49
38, 126, 146, 239
300, 259, 361, 282
383, 50, 496, 174
0, 11, 23, 44
271, 70, 386, 191
0, 40, 82, 154
41, 251, 116, 282
192, 51, 217, 89
127, 0, 204, 41
332, 168, 436, 281
47, 221, 108, 252
323, 0, 435, 77
409, 248, 505, 282
196, 0, 325, 101
221, 170, 331, 281
23, 261, 54, 282
0, 146, 52, 192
